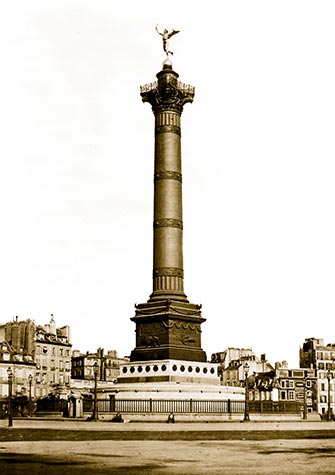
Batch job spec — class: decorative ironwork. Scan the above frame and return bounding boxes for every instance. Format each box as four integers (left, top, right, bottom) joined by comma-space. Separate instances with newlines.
140, 68, 195, 115
140, 81, 195, 98
140, 81, 158, 94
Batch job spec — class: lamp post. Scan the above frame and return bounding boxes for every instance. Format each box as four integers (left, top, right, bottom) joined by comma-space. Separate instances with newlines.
303, 380, 307, 420
327, 369, 332, 421
243, 362, 250, 422
92, 361, 99, 421
7, 367, 13, 427
28, 374, 33, 417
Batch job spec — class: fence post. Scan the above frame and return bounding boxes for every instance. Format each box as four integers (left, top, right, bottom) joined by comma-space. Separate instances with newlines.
110, 395, 115, 412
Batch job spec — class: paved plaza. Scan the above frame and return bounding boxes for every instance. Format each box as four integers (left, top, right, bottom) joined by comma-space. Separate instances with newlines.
1, 419, 335, 474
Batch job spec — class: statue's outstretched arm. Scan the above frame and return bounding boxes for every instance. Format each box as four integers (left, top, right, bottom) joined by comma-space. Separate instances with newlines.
168, 29, 180, 39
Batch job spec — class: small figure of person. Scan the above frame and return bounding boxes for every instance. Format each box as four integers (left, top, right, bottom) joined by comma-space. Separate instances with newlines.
111, 412, 124, 423
166, 412, 175, 423
155, 25, 180, 57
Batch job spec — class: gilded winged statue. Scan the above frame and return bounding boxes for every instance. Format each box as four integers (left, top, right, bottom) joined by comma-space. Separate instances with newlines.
155, 25, 180, 57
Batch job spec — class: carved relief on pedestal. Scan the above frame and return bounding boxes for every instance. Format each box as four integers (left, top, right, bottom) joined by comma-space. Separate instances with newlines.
161, 320, 201, 332
138, 322, 167, 347
181, 335, 196, 345
162, 320, 201, 347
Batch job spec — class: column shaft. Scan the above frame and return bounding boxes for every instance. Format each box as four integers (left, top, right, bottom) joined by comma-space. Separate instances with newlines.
152, 110, 185, 297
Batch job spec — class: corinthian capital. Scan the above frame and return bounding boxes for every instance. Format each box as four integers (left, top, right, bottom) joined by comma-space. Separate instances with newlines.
140, 65, 194, 115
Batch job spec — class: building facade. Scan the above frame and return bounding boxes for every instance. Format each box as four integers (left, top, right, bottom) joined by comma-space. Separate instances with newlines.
0, 315, 71, 399
0, 341, 36, 398
71, 348, 128, 383
211, 348, 274, 387
275, 364, 317, 415
34, 316, 72, 398
300, 337, 335, 416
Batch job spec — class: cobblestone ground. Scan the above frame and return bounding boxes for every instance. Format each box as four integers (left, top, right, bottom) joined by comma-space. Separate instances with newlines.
1, 439, 335, 474
0, 420, 335, 474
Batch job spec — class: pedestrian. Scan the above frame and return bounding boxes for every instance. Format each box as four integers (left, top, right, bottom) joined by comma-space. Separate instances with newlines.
166, 412, 175, 423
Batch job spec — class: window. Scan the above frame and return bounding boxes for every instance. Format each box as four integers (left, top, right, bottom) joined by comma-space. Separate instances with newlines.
288, 390, 295, 400
280, 380, 286, 388
280, 391, 286, 400
292, 370, 304, 377
288, 380, 294, 389
320, 395, 326, 403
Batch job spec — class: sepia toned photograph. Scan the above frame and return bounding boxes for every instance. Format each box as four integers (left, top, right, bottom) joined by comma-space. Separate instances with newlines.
1, 1, 335, 473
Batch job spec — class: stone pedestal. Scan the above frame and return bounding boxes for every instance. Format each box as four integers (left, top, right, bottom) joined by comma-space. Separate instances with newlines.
130, 300, 206, 362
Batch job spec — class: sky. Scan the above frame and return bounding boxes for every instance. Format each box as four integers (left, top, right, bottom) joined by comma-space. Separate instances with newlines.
0, 1, 335, 368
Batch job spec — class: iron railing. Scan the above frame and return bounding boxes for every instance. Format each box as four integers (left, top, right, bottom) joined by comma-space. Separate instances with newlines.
83, 398, 249, 414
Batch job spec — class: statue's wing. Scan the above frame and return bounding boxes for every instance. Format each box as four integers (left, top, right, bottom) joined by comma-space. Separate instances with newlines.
168, 29, 180, 39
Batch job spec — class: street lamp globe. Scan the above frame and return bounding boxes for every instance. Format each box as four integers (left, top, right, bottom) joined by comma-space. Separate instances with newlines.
243, 362, 250, 375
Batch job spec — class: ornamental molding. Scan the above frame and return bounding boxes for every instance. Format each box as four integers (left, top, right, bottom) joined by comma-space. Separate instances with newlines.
162, 321, 201, 333
154, 171, 182, 182
155, 125, 181, 136
154, 218, 183, 230
153, 267, 184, 278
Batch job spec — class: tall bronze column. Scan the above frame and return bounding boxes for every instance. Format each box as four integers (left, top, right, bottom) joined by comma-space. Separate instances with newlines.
130, 61, 206, 363
147, 64, 190, 301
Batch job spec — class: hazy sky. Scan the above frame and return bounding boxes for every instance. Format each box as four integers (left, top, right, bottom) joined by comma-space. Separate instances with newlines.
1, 1, 334, 367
